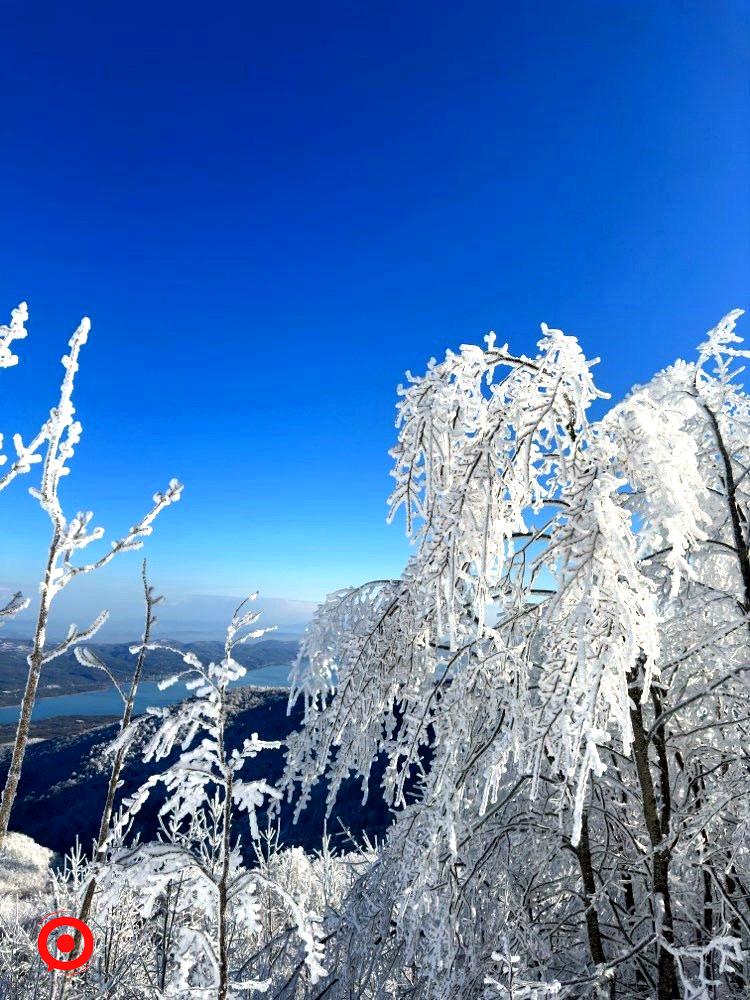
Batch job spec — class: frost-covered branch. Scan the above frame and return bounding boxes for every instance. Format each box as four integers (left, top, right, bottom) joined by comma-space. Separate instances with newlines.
99, 596, 326, 998
0, 592, 29, 622
0, 308, 182, 845
41, 611, 109, 666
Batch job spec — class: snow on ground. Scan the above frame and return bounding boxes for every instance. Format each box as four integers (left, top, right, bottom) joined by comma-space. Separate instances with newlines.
0, 832, 54, 921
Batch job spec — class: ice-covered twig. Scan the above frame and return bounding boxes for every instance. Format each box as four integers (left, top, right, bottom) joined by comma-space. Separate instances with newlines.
41, 612, 110, 666
58, 478, 183, 589
0, 309, 183, 844
74, 644, 127, 704
0, 301, 28, 369
0, 592, 29, 621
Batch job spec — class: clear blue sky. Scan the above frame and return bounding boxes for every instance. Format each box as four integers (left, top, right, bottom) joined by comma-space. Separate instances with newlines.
0, 1, 748, 621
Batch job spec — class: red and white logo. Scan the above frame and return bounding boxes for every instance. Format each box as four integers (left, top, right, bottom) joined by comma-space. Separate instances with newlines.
37, 912, 95, 975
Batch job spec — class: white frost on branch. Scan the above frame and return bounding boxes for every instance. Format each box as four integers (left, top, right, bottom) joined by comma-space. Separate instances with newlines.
282, 310, 750, 998
0, 304, 183, 845
100, 597, 327, 997
0, 301, 28, 369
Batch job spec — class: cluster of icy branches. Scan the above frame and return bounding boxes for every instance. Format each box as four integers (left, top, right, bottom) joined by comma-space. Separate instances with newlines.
0, 831, 369, 1000
283, 310, 750, 999
0, 305, 332, 999
0, 593, 364, 999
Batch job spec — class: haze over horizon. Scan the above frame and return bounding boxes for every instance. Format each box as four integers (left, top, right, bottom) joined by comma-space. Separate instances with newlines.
0, 584, 316, 642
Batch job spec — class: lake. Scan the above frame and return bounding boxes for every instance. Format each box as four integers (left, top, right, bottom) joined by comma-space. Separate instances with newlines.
0, 663, 292, 725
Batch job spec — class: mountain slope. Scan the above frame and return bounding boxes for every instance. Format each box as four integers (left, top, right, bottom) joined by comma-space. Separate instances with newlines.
0, 687, 391, 859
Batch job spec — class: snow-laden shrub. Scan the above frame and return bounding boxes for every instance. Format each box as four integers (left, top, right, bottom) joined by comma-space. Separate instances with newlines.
88, 598, 328, 999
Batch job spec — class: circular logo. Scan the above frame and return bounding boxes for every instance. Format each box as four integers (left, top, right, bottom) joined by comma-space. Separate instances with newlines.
37, 914, 95, 973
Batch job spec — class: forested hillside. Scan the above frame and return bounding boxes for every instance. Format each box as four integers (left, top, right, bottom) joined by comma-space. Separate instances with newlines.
0, 638, 298, 706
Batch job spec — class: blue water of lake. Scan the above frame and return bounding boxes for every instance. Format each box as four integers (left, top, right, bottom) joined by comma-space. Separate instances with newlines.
0, 663, 292, 725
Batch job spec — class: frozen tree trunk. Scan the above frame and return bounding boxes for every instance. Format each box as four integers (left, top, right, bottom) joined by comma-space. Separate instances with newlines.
700, 401, 750, 995
629, 664, 677, 1000
701, 402, 750, 613
0, 532, 58, 845
216, 676, 232, 1000
218, 771, 232, 1000
573, 806, 616, 998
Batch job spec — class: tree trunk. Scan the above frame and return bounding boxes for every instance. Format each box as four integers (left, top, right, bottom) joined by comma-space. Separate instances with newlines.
218, 867, 229, 1000
0, 532, 58, 844
701, 402, 750, 614
629, 665, 677, 1000
575, 808, 607, 965
700, 400, 750, 994
574, 806, 616, 998
217, 681, 232, 1000
724, 867, 748, 994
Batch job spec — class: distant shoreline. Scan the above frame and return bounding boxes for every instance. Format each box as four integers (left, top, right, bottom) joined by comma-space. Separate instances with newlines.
0, 668, 295, 745
0, 663, 293, 727
0, 662, 292, 710
0, 637, 300, 708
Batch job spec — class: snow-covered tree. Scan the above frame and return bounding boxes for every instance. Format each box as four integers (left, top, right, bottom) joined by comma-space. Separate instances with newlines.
283, 311, 750, 999
0, 308, 183, 844
97, 596, 327, 999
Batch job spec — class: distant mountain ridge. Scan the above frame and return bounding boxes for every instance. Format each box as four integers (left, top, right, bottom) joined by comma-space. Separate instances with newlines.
0, 638, 299, 707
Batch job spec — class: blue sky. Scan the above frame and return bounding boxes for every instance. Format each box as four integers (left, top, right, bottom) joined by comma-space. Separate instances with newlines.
0, 1, 748, 631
